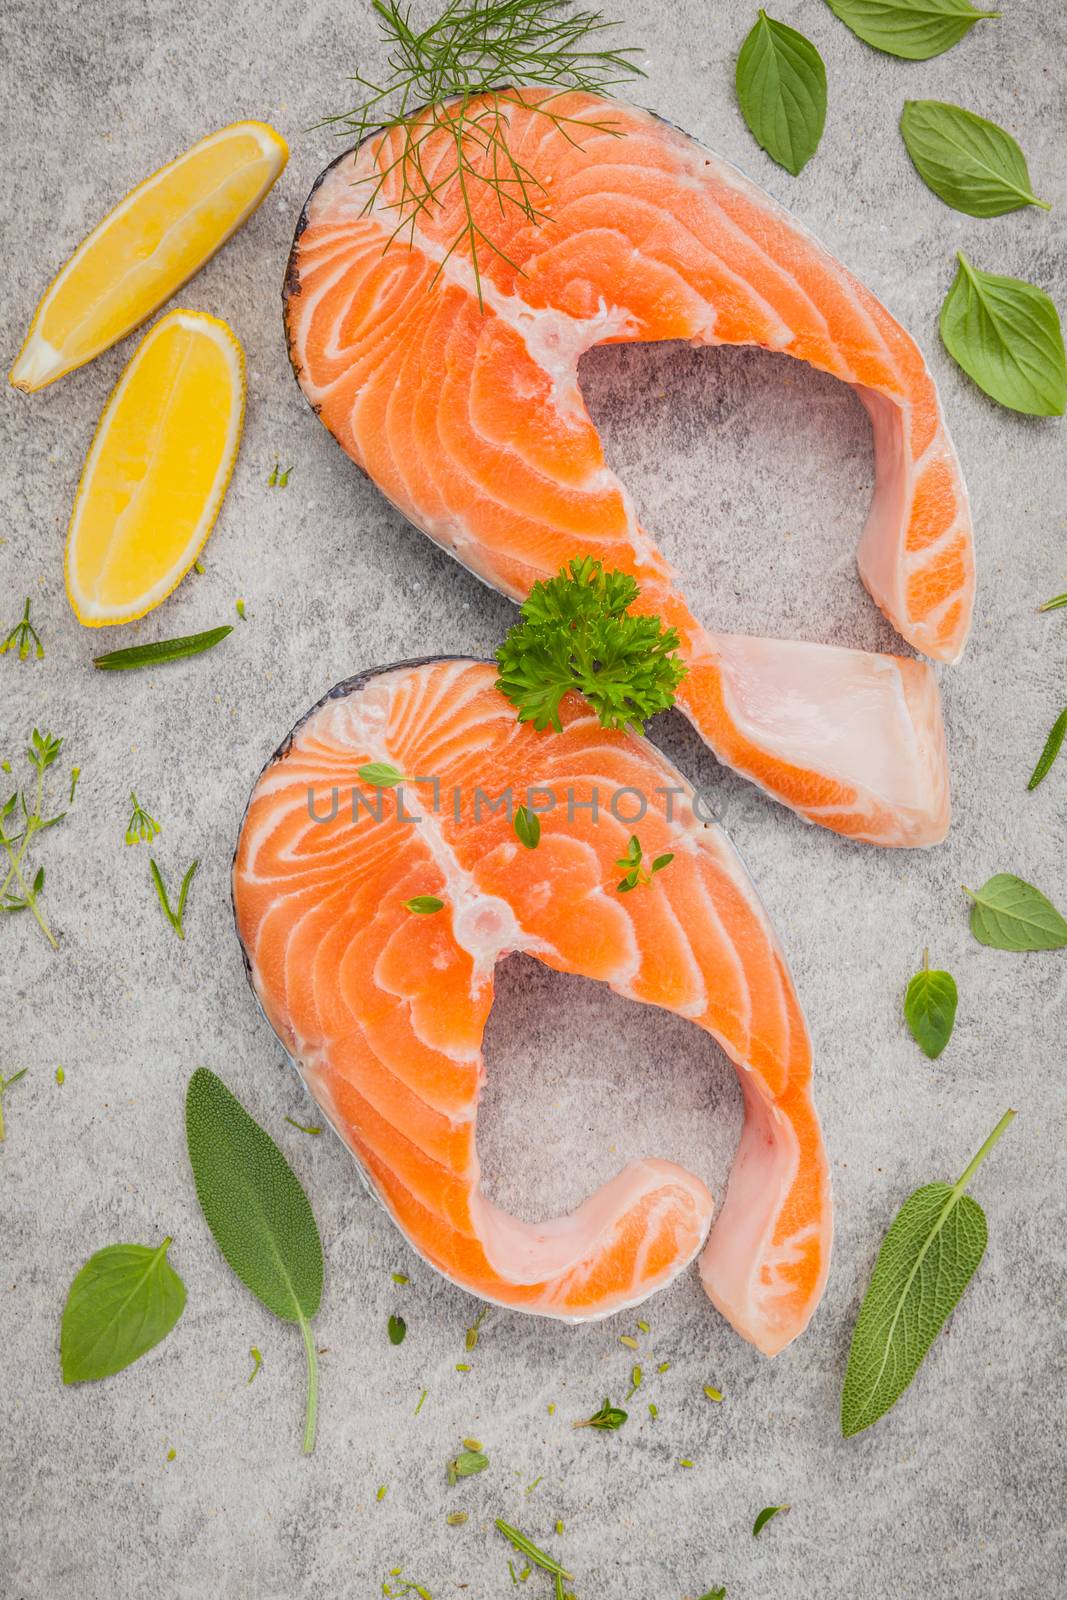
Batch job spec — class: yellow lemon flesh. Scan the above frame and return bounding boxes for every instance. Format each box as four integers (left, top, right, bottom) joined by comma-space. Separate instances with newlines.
10, 121, 286, 392
65, 310, 245, 627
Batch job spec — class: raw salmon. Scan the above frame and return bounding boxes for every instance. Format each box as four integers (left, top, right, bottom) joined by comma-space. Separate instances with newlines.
232, 658, 831, 1355
285, 90, 971, 849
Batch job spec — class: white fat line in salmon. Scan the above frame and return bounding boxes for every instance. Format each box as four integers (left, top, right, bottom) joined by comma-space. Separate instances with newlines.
305, 780, 717, 829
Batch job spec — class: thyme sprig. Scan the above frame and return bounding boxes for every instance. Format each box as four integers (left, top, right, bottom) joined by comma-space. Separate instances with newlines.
323, 0, 643, 305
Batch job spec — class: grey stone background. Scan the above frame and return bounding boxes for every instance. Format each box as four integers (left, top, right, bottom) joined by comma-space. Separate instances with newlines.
1, 1, 1064, 1596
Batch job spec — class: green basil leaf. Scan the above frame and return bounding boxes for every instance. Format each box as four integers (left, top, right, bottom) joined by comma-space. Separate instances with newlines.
940, 253, 1067, 417
61, 1239, 186, 1383
824, 0, 997, 60
753, 1504, 788, 1537
388, 1313, 407, 1345
736, 11, 827, 176
357, 762, 408, 788
513, 805, 541, 849
964, 873, 1067, 950
1027, 707, 1067, 791
901, 100, 1049, 217
903, 961, 958, 1059
185, 1067, 324, 1451
841, 1110, 1013, 1436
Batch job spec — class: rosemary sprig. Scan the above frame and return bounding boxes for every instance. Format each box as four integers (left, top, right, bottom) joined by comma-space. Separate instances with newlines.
322, 0, 643, 306
1, 729, 71, 949
150, 857, 198, 941
1, 597, 44, 662
0, 1068, 28, 1143
125, 792, 161, 846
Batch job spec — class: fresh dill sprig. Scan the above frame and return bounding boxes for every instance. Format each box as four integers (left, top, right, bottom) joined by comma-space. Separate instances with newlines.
125, 791, 161, 846
322, 0, 643, 305
1, 598, 44, 662
1, 729, 71, 949
496, 557, 687, 733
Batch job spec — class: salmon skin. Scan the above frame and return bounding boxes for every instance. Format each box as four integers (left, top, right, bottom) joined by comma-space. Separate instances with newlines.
233, 657, 831, 1354
284, 89, 972, 849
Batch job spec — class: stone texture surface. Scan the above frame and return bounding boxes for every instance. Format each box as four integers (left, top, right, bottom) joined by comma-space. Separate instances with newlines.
2, 2, 1065, 1597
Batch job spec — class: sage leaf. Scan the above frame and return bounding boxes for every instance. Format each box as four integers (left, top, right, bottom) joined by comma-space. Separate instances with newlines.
823, 0, 997, 60
841, 1109, 1014, 1436
903, 954, 958, 1059
1027, 707, 1067, 791
388, 1313, 407, 1345
940, 253, 1067, 417
60, 1238, 186, 1383
900, 101, 1049, 217
185, 1067, 324, 1452
964, 873, 1067, 951
736, 11, 827, 176
753, 1504, 789, 1536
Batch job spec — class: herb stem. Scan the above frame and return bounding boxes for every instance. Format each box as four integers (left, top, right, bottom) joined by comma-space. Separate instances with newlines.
953, 1108, 1015, 1195
298, 1306, 319, 1455
1, 829, 57, 947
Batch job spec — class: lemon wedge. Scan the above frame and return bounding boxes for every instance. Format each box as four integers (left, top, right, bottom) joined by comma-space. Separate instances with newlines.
10, 121, 286, 392
65, 310, 245, 627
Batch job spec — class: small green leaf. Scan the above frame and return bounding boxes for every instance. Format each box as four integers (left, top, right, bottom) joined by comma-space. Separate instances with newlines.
447, 1448, 489, 1483
388, 1313, 407, 1345
650, 853, 674, 875
60, 1239, 186, 1383
901, 100, 1049, 217
404, 895, 444, 915
823, 0, 997, 60
697, 1591, 727, 1600
940, 253, 1066, 417
753, 1504, 788, 1537
358, 762, 408, 788
841, 1110, 1014, 1436
903, 955, 958, 1059
736, 11, 826, 176
1027, 708, 1067, 790
1038, 591, 1067, 612
93, 626, 233, 671
513, 805, 541, 849
185, 1067, 324, 1452
964, 874, 1067, 951
573, 1397, 628, 1431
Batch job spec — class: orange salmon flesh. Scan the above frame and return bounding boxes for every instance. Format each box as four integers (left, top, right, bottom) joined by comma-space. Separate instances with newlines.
232, 659, 832, 1355
285, 89, 973, 849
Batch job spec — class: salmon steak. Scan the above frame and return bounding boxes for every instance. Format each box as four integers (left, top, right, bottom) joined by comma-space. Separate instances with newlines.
232, 658, 831, 1354
284, 88, 974, 849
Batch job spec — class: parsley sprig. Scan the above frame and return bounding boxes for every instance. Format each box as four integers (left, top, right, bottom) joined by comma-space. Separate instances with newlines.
496, 557, 686, 733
